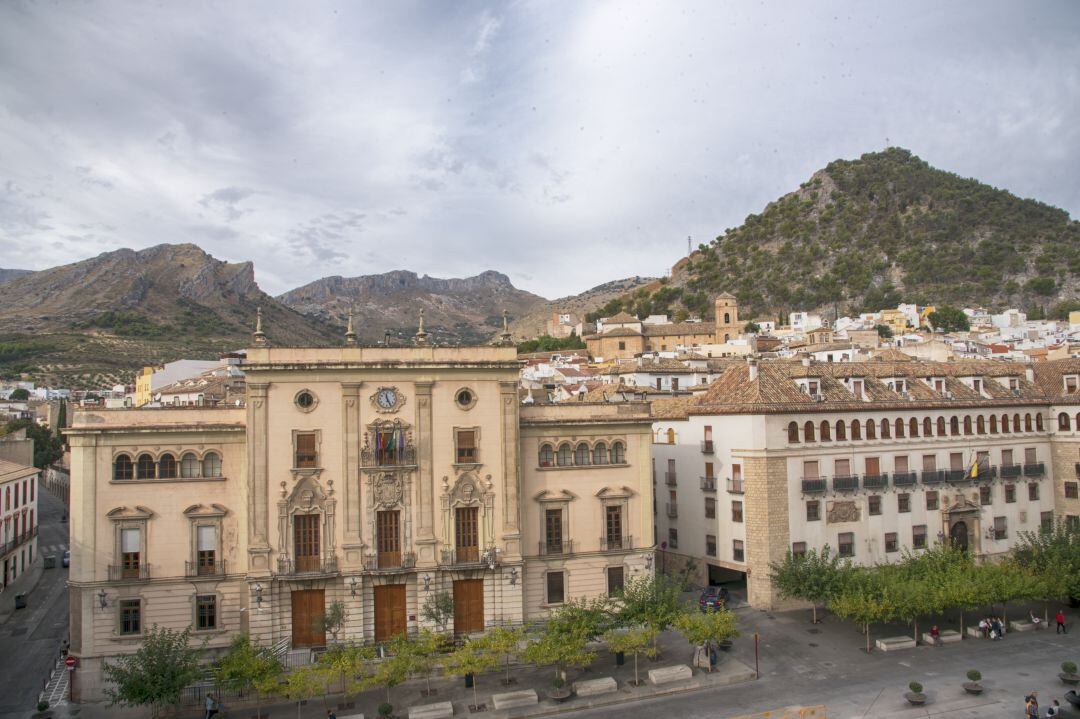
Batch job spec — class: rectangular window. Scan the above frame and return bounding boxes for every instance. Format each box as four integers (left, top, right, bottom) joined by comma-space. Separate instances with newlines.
868, 495, 881, 515
913, 525, 927, 549
668, 527, 678, 549
1066, 376, 1079, 393
546, 571, 565, 604
119, 599, 141, 635
1005, 484, 1016, 503
791, 542, 807, 557
544, 508, 564, 553
672, 378, 679, 391
834, 458, 851, 476
885, 532, 898, 553
121, 528, 141, 577
926, 491, 939, 510
455, 507, 480, 562
972, 378, 983, 394
376, 510, 401, 568
1066, 482, 1079, 500
803, 460, 819, 479
704, 497, 716, 519
731, 539, 744, 561
1041, 511, 1054, 533
894, 455, 909, 473
852, 379, 864, 398
605, 505, 624, 549
980, 486, 992, 506
731, 501, 743, 523
607, 566, 625, 597
1001, 448, 1014, 466
994, 516, 1007, 539
1024, 447, 1037, 464
295, 432, 317, 468
897, 493, 910, 513
705, 462, 714, 479
922, 454, 936, 471
456, 430, 477, 463
1028, 483, 1040, 501
865, 457, 880, 475
838, 532, 854, 558
706, 535, 717, 557
949, 452, 964, 470
197, 525, 217, 575
196, 595, 217, 630
806, 500, 820, 522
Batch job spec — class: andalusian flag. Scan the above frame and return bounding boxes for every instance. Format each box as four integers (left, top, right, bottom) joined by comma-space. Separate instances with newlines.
968, 454, 981, 479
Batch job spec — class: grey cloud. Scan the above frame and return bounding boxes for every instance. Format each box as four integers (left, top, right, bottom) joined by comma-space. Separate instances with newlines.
199, 187, 259, 221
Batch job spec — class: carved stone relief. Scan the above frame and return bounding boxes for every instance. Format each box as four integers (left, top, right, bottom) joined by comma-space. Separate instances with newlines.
826, 500, 860, 524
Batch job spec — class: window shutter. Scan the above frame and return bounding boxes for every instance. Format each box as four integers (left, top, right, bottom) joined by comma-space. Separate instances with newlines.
197, 526, 216, 551
121, 528, 140, 553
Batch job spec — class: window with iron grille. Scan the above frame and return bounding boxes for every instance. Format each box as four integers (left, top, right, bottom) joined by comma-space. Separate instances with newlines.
926, 491, 939, 510
706, 535, 717, 557
885, 532, 898, 553
1005, 484, 1016, 503
868, 495, 881, 516
897, 493, 910, 513
1041, 511, 1054, 533
731, 501, 743, 523
994, 516, 1007, 538
980, 486, 992, 506
838, 533, 854, 558
1028, 483, 1039, 501
607, 566, 625, 596
546, 571, 564, 604
1066, 482, 1079, 500
196, 595, 217, 630
913, 525, 927, 549
732, 539, 744, 562
668, 527, 678, 549
791, 541, 807, 557
806, 501, 820, 522
704, 497, 716, 519
119, 599, 141, 635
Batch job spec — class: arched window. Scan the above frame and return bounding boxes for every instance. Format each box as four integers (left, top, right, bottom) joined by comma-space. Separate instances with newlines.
666, 428, 676, 444
990, 415, 998, 434
557, 443, 572, 466
574, 443, 591, 465
923, 417, 933, 437
202, 452, 222, 477
820, 420, 831, 441
788, 422, 800, 443
950, 417, 960, 436
724, 312, 731, 324
909, 418, 919, 437
880, 419, 891, 439
592, 442, 608, 465
136, 453, 156, 480
539, 444, 554, 467
1024, 413, 1033, 432
1076, 412, 1080, 429
158, 453, 178, 479
1036, 414, 1044, 431
976, 416, 985, 434
963, 416, 973, 435
851, 420, 862, 440
894, 418, 905, 438
113, 454, 134, 481
1060, 413, 1072, 431
611, 441, 626, 464
1013, 414, 1022, 432
865, 419, 876, 439
181, 452, 200, 478
937, 417, 946, 436
835, 420, 846, 441
804, 421, 816, 442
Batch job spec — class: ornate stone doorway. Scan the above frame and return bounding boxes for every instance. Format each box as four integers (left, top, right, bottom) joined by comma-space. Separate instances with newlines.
950, 520, 969, 552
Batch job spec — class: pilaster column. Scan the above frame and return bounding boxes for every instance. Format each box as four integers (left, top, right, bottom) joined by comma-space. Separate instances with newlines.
415, 381, 435, 540
499, 381, 521, 536
341, 382, 363, 541
246, 381, 272, 571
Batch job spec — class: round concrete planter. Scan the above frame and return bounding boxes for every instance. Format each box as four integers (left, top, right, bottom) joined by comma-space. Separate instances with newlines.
904, 692, 927, 706
1060, 672, 1080, 686
962, 682, 983, 695
549, 687, 572, 702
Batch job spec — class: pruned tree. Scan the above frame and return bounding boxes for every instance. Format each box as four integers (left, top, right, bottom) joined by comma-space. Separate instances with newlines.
214, 634, 283, 719
320, 642, 375, 706
478, 625, 526, 685
770, 545, 850, 623
615, 575, 681, 651
420, 590, 455, 634
321, 600, 348, 643
674, 608, 739, 672
103, 625, 205, 718
444, 636, 499, 710
603, 625, 658, 685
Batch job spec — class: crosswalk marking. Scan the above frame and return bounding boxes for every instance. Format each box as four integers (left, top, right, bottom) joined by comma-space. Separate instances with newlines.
40, 656, 69, 706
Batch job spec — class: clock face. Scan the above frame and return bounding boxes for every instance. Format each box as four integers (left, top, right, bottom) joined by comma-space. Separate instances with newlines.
377, 388, 398, 409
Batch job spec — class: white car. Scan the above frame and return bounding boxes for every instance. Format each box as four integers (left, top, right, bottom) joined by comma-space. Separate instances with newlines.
61, 550, 70, 568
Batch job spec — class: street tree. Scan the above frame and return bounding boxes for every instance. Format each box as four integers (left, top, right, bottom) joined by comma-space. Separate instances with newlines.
479, 625, 526, 686
320, 642, 375, 706
102, 625, 205, 718
770, 545, 850, 623
321, 600, 348, 643
373, 634, 417, 709
420, 591, 455, 634
281, 664, 325, 718
829, 571, 894, 653
214, 634, 283, 719
674, 607, 739, 671
603, 625, 658, 685
616, 575, 682, 651
444, 636, 499, 710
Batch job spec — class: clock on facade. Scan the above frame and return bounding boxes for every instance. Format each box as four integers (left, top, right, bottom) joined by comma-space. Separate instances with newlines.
371, 387, 404, 412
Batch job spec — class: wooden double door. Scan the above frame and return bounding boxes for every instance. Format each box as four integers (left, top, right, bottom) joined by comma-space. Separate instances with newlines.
374, 584, 407, 642
291, 589, 326, 648
453, 579, 484, 636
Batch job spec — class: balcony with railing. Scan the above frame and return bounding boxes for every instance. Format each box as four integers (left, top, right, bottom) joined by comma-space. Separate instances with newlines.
666, 502, 678, 518
1023, 462, 1046, 477
863, 473, 889, 490
664, 471, 678, 486
538, 539, 573, 556
946, 468, 971, 484
440, 547, 485, 567
278, 556, 338, 576
600, 535, 633, 552
185, 560, 227, 578
726, 478, 745, 494
1000, 464, 1022, 479
973, 466, 997, 483
0, 526, 37, 558
700, 440, 714, 454
892, 471, 917, 487
363, 551, 416, 572
108, 563, 150, 581
801, 477, 827, 493
700, 476, 717, 492
832, 475, 860, 492
360, 444, 418, 469
921, 470, 945, 485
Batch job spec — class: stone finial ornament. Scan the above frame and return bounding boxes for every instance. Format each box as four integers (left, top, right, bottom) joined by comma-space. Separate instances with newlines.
499, 309, 513, 345
414, 308, 429, 345
253, 306, 268, 346
345, 307, 357, 346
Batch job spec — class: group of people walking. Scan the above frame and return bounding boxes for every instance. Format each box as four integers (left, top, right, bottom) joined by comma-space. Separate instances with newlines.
1025, 691, 1063, 718
979, 615, 1008, 640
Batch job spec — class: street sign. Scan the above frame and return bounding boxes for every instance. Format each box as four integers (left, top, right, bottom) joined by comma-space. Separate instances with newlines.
65, 655, 77, 671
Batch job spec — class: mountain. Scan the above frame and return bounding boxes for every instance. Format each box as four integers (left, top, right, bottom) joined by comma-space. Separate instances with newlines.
507, 276, 657, 339
0, 244, 338, 387
0, 269, 32, 285
626, 148, 1080, 322
278, 270, 546, 344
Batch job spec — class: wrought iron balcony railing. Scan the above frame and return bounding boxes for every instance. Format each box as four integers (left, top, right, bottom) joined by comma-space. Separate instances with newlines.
1000, 464, 1022, 478
108, 563, 150, 581
440, 548, 484, 566
801, 477, 827, 493
363, 552, 416, 572
278, 556, 338, 575
538, 540, 573, 556
726, 478, 745, 494
664, 472, 677, 486
666, 502, 678, 518
700, 476, 717, 491
600, 535, 633, 552
700, 440, 714, 454
921, 470, 945, 484
862, 473, 889, 490
185, 560, 227, 578
1023, 462, 1045, 477
892, 471, 917, 487
832, 475, 860, 492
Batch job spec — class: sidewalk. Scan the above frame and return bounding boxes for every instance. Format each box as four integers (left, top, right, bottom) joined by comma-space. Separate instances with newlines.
0, 552, 45, 626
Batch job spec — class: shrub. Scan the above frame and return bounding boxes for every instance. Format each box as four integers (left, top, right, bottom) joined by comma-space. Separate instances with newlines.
36, 700, 49, 712
1063, 661, 1078, 676
378, 702, 393, 717
908, 681, 923, 694
966, 670, 981, 682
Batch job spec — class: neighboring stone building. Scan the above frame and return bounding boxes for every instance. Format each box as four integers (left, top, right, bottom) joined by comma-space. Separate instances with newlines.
586, 295, 741, 361
134, 359, 232, 407
67, 342, 654, 701
1, 458, 39, 589
651, 355, 1079, 609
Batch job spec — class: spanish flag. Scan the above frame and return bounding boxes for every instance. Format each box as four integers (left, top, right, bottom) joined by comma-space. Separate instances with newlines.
968, 455, 981, 479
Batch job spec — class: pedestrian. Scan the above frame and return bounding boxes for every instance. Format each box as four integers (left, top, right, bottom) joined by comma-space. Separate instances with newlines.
204, 692, 218, 719
327, 711, 338, 719
1046, 698, 1061, 717
929, 625, 941, 646
1056, 609, 1067, 634
979, 617, 989, 638
1026, 692, 1039, 719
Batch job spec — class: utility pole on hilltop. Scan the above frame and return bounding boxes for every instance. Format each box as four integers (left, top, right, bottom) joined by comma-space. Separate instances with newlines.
687, 235, 692, 255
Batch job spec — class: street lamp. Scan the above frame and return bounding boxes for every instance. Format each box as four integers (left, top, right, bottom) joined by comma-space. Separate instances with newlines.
422, 574, 431, 592
254, 583, 263, 609
349, 576, 357, 597
97, 589, 108, 610
508, 568, 518, 586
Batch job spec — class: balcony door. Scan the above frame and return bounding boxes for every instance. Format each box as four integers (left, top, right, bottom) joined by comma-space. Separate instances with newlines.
544, 508, 563, 553
605, 506, 623, 549
377, 510, 401, 568
294, 514, 320, 573
454, 507, 479, 562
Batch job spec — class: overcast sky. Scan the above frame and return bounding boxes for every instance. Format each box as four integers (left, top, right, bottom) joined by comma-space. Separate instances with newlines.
1, 1, 1077, 298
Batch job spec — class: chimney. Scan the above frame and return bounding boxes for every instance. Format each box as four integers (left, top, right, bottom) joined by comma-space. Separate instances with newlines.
801, 356, 811, 368
1025, 366, 1034, 383
747, 356, 759, 381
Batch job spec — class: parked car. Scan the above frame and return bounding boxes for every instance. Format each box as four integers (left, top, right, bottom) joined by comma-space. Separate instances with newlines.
698, 585, 729, 611
61, 550, 70, 568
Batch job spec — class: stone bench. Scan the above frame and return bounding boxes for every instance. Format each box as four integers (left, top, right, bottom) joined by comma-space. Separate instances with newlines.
966, 626, 984, 639
1010, 620, 1035, 632
492, 690, 538, 710
922, 629, 962, 645
648, 664, 693, 686
875, 636, 916, 652
409, 702, 453, 719
573, 677, 618, 697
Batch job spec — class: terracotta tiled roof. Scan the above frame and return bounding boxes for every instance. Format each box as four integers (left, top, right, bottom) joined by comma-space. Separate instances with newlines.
586, 327, 642, 339
872, 348, 914, 362
650, 395, 697, 419
605, 312, 639, 323
0, 458, 37, 483
1033, 359, 1080, 405
642, 322, 716, 337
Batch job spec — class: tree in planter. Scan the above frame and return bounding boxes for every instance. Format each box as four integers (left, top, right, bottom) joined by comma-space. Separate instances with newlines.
321, 601, 348, 643
615, 575, 681, 654
214, 634, 283, 719
373, 634, 418, 713
479, 625, 526, 686
603, 625, 658, 685
444, 636, 499, 710
1014, 520, 1080, 622
320, 643, 375, 708
674, 607, 739, 672
407, 629, 450, 697
420, 590, 455, 635
828, 571, 894, 653
882, 571, 941, 646
281, 664, 325, 718
770, 545, 850, 624
523, 611, 598, 690
102, 625, 205, 718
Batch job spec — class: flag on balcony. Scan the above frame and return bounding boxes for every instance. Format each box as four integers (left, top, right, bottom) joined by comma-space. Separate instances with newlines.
968, 455, 980, 479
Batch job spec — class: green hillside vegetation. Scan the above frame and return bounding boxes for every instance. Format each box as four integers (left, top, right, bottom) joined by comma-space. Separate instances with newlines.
634, 148, 1080, 320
